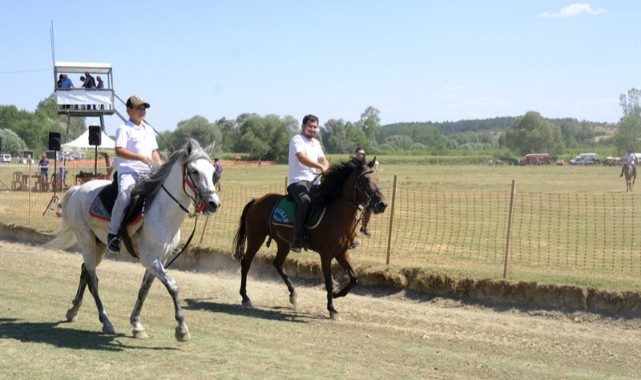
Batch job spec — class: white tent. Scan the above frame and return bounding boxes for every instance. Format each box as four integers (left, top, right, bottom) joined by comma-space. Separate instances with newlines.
62, 129, 116, 152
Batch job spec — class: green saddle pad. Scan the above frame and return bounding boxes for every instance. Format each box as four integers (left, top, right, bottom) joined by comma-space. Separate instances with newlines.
271, 196, 325, 229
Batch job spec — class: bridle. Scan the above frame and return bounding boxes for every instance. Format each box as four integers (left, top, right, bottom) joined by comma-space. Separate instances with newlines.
160, 160, 216, 269
161, 161, 215, 215
353, 168, 382, 210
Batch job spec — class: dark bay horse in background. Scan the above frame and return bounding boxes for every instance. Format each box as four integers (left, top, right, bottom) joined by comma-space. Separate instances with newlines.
623, 163, 636, 192
44, 139, 221, 341
233, 158, 387, 319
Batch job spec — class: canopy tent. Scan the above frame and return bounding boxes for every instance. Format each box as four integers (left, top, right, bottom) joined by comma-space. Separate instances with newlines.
62, 129, 115, 152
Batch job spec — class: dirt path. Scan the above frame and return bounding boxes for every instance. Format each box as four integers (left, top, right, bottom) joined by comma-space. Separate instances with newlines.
2, 239, 640, 379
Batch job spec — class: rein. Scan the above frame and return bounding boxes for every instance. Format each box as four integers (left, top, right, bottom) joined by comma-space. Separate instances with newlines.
156, 162, 212, 267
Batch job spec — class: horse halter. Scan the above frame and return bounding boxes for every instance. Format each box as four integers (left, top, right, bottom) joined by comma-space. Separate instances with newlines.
354, 168, 382, 210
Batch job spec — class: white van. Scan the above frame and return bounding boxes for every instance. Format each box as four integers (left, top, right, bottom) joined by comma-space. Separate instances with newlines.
570, 153, 598, 165
1, 153, 11, 163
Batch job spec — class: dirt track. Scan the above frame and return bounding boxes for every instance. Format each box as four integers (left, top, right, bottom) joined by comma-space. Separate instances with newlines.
2, 239, 641, 379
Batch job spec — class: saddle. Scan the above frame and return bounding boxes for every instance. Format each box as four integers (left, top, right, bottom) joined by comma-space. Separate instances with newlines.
89, 176, 145, 231
270, 195, 326, 229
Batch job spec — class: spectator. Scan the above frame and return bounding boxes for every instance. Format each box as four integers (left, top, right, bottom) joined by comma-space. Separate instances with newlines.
107, 95, 163, 255
350, 147, 372, 249
59, 75, 74, 89
39, 154, 49, 182
96, 76, 105, 89
56, 74, 64, 88
287, 114, 329, 252
83, 72, 96, 89
213, 158, 223, 192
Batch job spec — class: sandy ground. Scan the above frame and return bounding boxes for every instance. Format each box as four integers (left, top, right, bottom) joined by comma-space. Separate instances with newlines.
2, 239, 641, 379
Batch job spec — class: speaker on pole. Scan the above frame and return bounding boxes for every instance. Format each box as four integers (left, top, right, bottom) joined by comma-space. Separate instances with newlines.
48, 132, 61, 151
88, 125, 101, 146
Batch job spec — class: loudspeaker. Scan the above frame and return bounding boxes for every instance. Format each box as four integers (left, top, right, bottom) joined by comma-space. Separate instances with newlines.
88, 126, 101, 146
0, 136, 3, 152
48, 132, 61, 151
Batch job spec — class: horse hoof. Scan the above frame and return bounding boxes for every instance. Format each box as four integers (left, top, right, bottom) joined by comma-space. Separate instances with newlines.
330, 311, 341, 321
289, 293, 298, 307
65, 310, 77, 322
133, 328, 149, 339
242, 299, 253, 308
102, 324, 116, 335
175, 326, 191, 342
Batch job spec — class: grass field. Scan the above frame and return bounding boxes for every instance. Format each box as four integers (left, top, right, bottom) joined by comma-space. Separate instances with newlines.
2, 240, 640, 380
1, 161, 640, 292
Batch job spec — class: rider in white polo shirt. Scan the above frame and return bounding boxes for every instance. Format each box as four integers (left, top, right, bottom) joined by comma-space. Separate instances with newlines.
287, 114, 329, 252
107, 95, 163, 254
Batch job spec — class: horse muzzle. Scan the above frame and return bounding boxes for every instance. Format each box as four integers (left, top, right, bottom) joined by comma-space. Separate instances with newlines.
371, 199, 388, 214
202, 194, 221, 214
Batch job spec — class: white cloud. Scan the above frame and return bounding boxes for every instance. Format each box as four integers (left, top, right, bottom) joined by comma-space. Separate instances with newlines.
539, 3, 607, 18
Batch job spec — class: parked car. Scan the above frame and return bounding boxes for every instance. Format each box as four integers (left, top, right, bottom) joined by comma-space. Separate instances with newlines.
570, 153, 598, 165
1, 153, 11, 163
520, 153, 550, 165
65, 151, 87, 160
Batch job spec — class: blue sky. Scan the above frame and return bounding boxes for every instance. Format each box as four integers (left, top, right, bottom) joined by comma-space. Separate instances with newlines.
1, 1, 640, 135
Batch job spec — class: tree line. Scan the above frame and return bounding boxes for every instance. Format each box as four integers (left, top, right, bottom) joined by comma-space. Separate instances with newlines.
1, 89, 639, 163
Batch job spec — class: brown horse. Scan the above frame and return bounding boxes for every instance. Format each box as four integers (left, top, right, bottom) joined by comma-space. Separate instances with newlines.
233, 158, 387, 319
623, 163, 636, 192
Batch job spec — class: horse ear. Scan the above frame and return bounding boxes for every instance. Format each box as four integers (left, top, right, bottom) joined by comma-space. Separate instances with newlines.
368, 156, 377, 168
204, 142, 215, 156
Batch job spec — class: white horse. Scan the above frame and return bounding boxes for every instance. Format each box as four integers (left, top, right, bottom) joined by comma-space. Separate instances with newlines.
44, 139, 221, 341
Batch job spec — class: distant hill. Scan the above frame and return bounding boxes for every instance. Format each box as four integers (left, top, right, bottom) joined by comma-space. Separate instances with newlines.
381, 117, 616, 136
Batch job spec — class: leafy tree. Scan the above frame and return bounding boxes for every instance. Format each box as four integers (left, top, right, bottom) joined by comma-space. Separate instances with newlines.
214, 117, 237, 152
619, 88, 641, 117
35, 95, 85, 139
613, 88, 641, 154
0, 129, 28, 155
320, 118, 368, 154
357, 106, 381, 142
236, 114, 293, 162
504, 111, 564, 155
613, 114, 641, 153
172, 115, 222, 156
557, 119, 596, 148
383, 135, 414, 150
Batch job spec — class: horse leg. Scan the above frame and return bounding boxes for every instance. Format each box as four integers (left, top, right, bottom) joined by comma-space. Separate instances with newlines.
320, 256, 339, 320
273, 241, 297, 307
332, 253, 358, 299
84, 266, 115, 335
147, 260, 190, 342
129, 270, 155, 339
66, 263, 88, 322
239, 238, 263, 308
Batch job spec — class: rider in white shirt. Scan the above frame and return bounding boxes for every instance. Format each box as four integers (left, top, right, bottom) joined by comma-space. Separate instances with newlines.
620, 151, 637, 177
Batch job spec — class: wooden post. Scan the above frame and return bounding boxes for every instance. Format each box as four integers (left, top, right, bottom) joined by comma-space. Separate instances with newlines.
503, 179, 516, 279
385, 175, 397, 265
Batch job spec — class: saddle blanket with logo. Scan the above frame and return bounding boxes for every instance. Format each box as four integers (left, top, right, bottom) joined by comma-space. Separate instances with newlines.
271, 196, 325, 229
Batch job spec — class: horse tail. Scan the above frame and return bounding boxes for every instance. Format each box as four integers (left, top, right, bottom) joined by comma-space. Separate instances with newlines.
43, 188, 78, 250
233, 198, 256, 262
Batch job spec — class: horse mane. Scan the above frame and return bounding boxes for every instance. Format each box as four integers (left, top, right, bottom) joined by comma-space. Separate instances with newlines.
131, 139, 210, 207
313, 159, 361, 207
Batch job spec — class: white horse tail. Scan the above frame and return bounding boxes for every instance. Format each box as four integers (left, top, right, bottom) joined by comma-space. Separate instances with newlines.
43, 188, 79, 250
